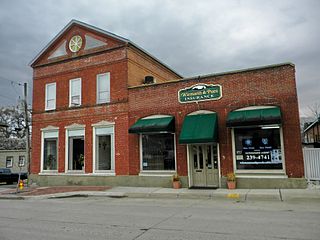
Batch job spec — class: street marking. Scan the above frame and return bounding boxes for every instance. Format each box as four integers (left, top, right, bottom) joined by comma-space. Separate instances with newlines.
227, 193, 240, 199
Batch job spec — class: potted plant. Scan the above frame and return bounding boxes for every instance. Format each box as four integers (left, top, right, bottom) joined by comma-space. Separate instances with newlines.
172, 173, 181, 189
226, 173, 236, 189
46, 154, 54, 170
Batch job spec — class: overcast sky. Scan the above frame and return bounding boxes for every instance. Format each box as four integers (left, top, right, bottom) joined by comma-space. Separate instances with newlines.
0, 0, 319, 117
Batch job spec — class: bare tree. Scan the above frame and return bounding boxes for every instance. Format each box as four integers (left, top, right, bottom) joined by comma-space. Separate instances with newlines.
308, 101, 320, 120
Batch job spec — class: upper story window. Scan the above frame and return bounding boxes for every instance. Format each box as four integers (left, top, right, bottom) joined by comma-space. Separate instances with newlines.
69, 78, 81, 107
45, 83, 56, 110
96, 73, 110, 104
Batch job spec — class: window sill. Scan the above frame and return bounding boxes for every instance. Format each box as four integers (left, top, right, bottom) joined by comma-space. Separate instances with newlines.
92, 172, 115, 176
44, 109, 56, 112
139, 171, 176, 177
39, 171, 59, 175
235, 172, 288, 179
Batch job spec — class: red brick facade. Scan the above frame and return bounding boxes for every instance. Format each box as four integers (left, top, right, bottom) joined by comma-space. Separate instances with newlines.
30, 20, 304, 188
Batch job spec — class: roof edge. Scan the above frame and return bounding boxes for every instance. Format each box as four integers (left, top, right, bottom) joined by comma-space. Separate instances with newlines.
304, 118, 320, 133
128, 62, 295, 90
128, 43, 182, 78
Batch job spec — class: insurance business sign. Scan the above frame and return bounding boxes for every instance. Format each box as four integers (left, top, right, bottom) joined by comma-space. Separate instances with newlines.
178, 84, 222, 103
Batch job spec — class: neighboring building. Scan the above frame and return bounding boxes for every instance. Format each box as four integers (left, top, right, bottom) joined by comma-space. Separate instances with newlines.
303, 118, 320, 148
29, 20, 305, 188
0, 149, 28, 173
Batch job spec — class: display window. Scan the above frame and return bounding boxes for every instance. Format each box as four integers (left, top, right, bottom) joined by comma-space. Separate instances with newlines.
141, 133, 176, 171
234, 127, 283, 170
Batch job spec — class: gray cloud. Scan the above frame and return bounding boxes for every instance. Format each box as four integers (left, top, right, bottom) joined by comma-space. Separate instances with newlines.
0, 0, 319, 117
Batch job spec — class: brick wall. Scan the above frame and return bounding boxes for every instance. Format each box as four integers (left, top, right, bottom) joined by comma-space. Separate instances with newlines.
128, 64, 304, 178
127, 47, 181, 86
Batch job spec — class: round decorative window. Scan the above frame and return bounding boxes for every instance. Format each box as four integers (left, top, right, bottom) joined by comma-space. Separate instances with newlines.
69, 35, 83, 52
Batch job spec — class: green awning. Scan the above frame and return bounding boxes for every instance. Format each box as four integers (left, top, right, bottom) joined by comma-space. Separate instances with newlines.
129, 116, 175, 134
226, 107, 282, 127
179, 113, 218, 144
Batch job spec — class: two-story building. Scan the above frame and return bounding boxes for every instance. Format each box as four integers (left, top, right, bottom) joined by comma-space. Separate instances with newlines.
30, 20, 306, 188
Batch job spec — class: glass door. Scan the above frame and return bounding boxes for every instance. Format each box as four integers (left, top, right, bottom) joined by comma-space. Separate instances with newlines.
190, 144, 219, 188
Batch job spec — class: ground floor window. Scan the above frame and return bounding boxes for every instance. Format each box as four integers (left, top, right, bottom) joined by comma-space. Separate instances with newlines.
66, 128, 85, 172
68, 137, 84, 171
43, 138, 58, 170
234, 127, 283, 170
42, 130, 58, 171
141, 133, 175, 171
94, 125, 114, 172
6, 156, 13, 168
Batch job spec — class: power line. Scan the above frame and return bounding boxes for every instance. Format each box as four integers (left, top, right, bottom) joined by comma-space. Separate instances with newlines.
0, 75, 22, 85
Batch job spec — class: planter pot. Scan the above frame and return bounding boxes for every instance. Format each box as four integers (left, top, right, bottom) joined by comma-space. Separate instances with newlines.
227, 181, 236, 189
173, 181, 181, 189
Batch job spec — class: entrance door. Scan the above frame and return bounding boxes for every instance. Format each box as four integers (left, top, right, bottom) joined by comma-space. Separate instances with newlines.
189, 144, 219, 188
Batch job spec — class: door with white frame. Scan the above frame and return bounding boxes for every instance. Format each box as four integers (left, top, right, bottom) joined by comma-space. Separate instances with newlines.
189, 144, 219, 188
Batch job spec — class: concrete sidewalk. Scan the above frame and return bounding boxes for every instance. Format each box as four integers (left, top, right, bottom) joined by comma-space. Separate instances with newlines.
1, 186, 319, 202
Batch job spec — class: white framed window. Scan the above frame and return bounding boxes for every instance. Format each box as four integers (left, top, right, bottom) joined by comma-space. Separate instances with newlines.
92, 123, 115, 174
96, 73, 110, 104
69, 78, 81, 107
18, 156, 26, 167
6, 156, 13, 168
45, 83, 56, 110
65, 127, 85, 172
41, 130, 58, 172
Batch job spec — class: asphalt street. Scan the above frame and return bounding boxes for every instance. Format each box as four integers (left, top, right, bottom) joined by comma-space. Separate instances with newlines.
0, 196, 319, 240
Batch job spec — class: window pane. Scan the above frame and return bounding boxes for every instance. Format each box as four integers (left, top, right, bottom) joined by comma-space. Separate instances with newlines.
234, 128, 282, 170
47, 99, 55, 109
71, 95, 80, 105
68, 137, 84, 170
47, 84, 56, 99
98, 75, 108, 91
97, 74, 110, 103
98, 91, 109, 103
142, 134, 175, 171
96, 135, 111, 170
43, 138, 57, 170
46, 83, 56, 110
71, 79, 80, 96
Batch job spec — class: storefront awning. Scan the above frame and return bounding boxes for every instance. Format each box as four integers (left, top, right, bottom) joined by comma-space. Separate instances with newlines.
179, 113, 218, 144
226, 107, 282, 127
129, 116, 175, 134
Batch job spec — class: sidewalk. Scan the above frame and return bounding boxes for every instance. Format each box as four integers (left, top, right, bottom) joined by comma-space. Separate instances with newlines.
1, 185, 319, 202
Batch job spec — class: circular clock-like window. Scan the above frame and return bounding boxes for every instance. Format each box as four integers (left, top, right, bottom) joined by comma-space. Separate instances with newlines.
69, 35, 83, 52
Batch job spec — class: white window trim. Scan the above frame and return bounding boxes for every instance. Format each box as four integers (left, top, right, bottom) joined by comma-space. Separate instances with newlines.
139, 133, 177, 175
231, 126, 286, 175
65, 127, 85, 173
45, 82, 56, 111
96, 72, 110, 104
40, 128, 59, 173
69, 78, 82, 107
92, 122, 115, 174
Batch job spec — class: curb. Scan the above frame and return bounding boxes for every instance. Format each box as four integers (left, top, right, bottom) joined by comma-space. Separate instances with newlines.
1, 188, 319, 202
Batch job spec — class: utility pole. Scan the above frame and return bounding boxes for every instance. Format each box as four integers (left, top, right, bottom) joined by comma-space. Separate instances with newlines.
24, 83, 31, 182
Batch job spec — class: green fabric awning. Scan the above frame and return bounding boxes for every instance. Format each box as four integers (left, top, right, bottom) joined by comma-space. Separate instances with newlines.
226, 107, 282, 127
179, 113, 218, 144
129, 116, 175, 134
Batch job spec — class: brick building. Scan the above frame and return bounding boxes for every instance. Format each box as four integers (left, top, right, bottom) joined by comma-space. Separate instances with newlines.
30, 20, 306, 188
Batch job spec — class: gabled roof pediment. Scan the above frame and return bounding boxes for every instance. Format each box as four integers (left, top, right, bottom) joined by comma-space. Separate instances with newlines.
30, 19, 129, 67
30, 19, 182, 77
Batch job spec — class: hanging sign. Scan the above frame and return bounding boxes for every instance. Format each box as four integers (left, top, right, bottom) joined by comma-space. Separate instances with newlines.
178, 84, 222, 103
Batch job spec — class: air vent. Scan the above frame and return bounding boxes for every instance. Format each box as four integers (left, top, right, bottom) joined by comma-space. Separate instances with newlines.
144, 76, 155, 84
